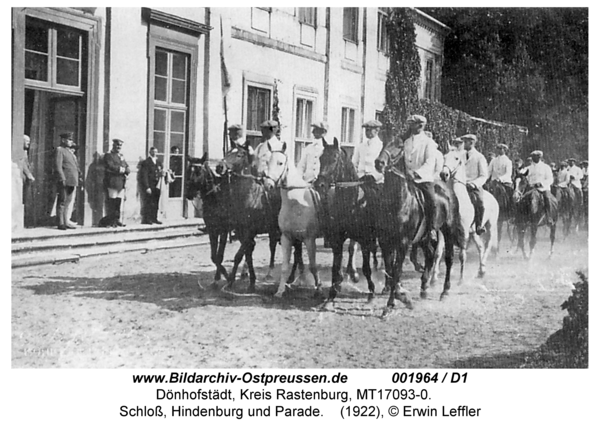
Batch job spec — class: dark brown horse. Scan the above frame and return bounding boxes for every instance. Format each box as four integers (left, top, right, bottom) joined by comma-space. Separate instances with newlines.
219, 145, 303, 291
313, 141, 380, 305
185, 153, 231, 288
375, 143, 464, 315
513, 172, 558, 259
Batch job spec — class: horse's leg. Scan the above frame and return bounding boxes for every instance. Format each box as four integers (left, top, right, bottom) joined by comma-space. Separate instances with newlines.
216, 231, 230, 282
383, 244, 412, 315
244, 237, 257, 292
227, 236, 248, 290
305, 237, 322, 298
495, 219, 503, 256
471, 232, 486, 278
287, 240, 303, 284
430, 235, 445, 286
265, 231, 278, 282
207, 231, 221, 288
346, 240, 359, 283
379, 239, 394, 295
274, 234, 293, 298
420, 241, 435, 299
326, 236, 345, 304
549, 223, 557, 259
410, 244, 425, 272
517, 224, 528, 260
361, 241, 375, 303
372, 245, 379, 270
440, 232, 455, 301
528, 224, 537, 261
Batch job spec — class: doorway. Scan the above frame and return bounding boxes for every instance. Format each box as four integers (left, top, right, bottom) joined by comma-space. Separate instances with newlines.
24, 89, 84, 227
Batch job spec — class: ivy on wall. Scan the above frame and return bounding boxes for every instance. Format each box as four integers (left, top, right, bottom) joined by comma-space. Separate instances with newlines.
381, 8, 528, 159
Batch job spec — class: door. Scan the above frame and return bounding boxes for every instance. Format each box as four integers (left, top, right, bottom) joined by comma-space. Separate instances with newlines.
25, 89, 83, 226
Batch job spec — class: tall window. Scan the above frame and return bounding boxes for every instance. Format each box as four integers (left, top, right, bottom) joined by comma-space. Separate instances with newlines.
425, 58, 434, 100
341, 107, 356, 144
245, 84, 272, 148
298, 7, 317, 27
377, 9, 390, 54
25, 17, 84, 91
343, 8, 359, 43
152, 48, 189, 199
251, 7, 271, 34
294, 97, 314, 164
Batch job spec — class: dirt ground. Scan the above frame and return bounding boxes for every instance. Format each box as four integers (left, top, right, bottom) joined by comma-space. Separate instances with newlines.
11, 227, 587, 368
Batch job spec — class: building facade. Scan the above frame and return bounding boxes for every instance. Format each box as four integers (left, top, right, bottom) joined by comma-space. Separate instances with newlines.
11, 7, 448, 231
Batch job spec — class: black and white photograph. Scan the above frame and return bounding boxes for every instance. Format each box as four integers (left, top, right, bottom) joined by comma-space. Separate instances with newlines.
7, 4, 594, 423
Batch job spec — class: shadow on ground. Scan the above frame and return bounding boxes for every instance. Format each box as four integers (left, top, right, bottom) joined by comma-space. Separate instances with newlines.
449, 351, 536, 368
21, 267, 385, 314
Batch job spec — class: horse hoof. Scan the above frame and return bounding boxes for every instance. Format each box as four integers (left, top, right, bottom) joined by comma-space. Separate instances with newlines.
321, 301, 334, 312
420, 291, 428, 300
381, 306, 394, 318
477, 271, 485, 279
440, 292, 449, 301
366, 293, 375, 304
274, 291, 285, 298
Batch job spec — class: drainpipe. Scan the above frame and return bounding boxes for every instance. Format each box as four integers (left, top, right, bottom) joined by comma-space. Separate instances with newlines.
323, 8, 330, 122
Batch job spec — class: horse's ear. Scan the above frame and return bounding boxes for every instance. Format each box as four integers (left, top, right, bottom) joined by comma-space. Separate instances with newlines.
333, 137, 339, 150
282, 142, 287, 153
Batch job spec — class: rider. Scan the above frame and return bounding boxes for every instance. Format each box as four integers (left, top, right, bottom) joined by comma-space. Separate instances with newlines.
252, 120, 285, 176
556, 161, 570, 188
352, 120, 384, 184
402, 114, 440, 241
488, 144, 513, 186
458, 134, 488, 235
525, 150, 556, 225
297, 121, 329, 184
225, 124, 253, 174
567, 157, 584, 208
425, 131, 444, 181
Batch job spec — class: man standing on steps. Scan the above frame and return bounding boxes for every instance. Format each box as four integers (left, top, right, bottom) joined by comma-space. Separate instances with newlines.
54, 132, 80, 230
140, 146, 164, 225
102, 138, 130, 227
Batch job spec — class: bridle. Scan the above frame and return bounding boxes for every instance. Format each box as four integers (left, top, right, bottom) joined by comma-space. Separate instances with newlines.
441, 155, 465, 186
377, 147, 405, 178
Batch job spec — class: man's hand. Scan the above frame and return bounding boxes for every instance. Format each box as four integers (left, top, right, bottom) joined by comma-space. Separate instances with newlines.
146, 188, 152, 195
412, 171, 421, 180
467, 182, 477, 190
534, 183, 542, 188
119, 167, 125, 174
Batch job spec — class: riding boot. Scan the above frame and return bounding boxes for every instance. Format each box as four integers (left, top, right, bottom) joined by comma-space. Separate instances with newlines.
114, 198, 125, 227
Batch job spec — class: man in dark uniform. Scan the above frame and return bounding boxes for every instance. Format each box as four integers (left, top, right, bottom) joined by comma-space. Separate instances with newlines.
102, 138, 130, 227
140, 146, 164, 225
55, 132, 80, 230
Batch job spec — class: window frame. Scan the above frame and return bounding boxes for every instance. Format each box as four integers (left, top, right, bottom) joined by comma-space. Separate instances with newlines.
343, 8, 359, 44
340, 106, 357, 146
297, 7, 317, 28
243, 80, 274, 146
293, 89, 318, 164
377, 8, 390, 55
24, 17, 85, 95
147, 27, 199, 201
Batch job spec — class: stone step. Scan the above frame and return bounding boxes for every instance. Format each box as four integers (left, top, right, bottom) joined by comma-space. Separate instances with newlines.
11, 219, 207, 269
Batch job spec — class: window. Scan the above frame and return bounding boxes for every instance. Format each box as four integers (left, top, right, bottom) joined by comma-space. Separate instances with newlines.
343, 8, 359, 43
298, 7, 316, 27
377, 9, 390, 55
25, 17, 84, 92
245, 84, 272, 148
152, 48, 189, 199
341, 107, 356, 144
294, 97, 315, 164
425, 58, 434, 100
251, 7, 271, 34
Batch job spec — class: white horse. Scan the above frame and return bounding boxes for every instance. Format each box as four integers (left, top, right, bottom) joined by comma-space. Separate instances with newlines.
264, 150, 322, 298
441, 149, 499, 279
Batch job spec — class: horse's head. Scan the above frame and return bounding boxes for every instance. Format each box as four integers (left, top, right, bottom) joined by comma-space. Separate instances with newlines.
440, 149, 465, 183
219, 145, 251, 175
513, 172, 529, 203
375, 141, 403, 175
264, 150, 288, 190
185, 152, 218, 200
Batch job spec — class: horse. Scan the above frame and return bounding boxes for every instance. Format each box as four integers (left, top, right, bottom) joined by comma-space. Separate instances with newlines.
185, 153, 231, 287
313, 141, 380, 305
316, 140, 378, 284
551, 184, 577, 238
485, 178, 515, 251
441, 149, 499, 279
219, 145, 303, 291
375, 142, 464, 314
512, 172, 558, 260
263, 150, 322, 298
